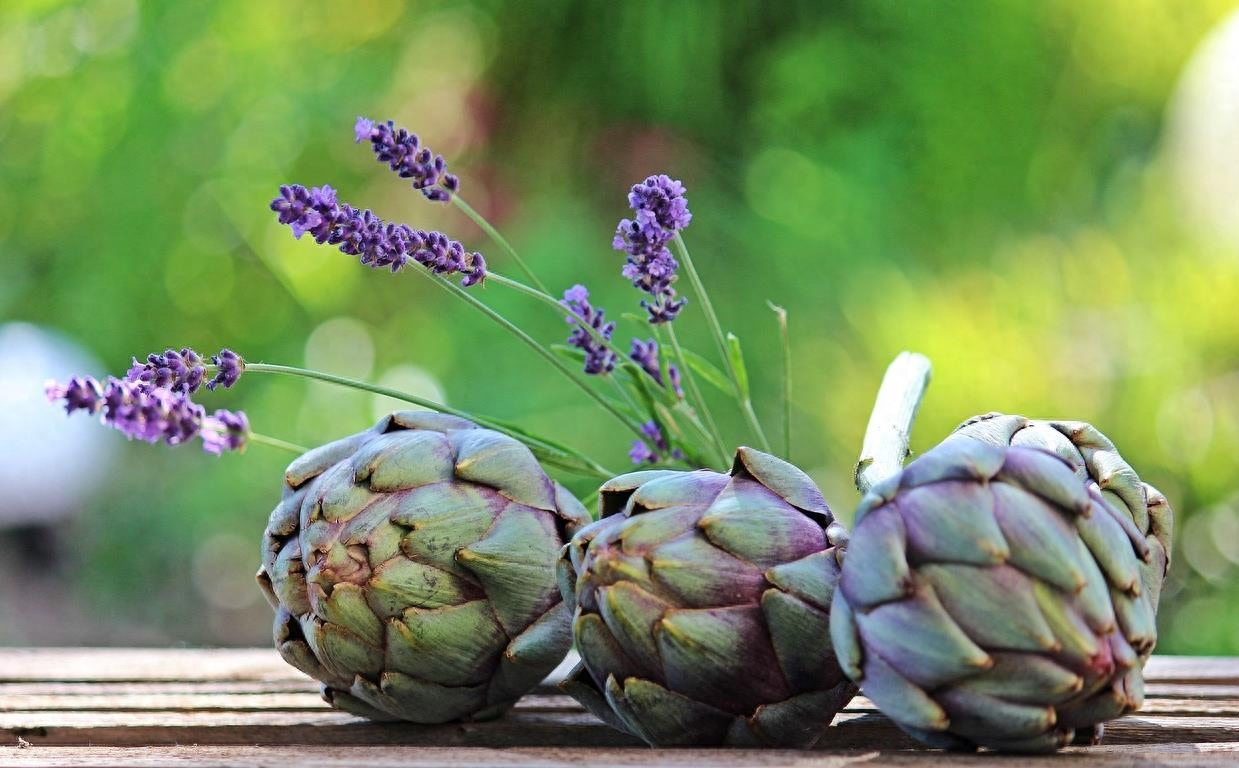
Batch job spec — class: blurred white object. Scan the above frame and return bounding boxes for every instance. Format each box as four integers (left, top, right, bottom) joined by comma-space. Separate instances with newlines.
1166, 7, 1239, 247
0, 323, 113, 526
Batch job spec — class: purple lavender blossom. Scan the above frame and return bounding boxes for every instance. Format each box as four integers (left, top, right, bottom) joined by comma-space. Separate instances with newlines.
628, 338, 684, 398
629, 175, 692, 230
270, 184, 485, 286
355, 117, 460, 202
613, 174, 692, 324
46, 376, 248, 454
628, 420, 683, 465
202, 410, 249, 455
207, 349, 245, 391
628, 439, 657, 465
561, 285, 617, 375
127, 348, 205, 394
46, 377, 104, 415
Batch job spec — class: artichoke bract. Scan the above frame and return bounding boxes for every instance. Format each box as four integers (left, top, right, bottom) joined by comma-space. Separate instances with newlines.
256, 411, 589, 724
831, 429, 1170, 752
558, 447, 857, 747
954, 413, 1173, 613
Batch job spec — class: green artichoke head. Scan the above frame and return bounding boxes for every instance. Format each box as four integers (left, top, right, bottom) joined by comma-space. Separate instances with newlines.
256, 411, 589, 724
832, 429, 1168, 753
559, 447, 856, 747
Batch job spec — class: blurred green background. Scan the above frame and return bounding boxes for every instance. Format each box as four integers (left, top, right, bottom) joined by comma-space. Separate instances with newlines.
2, 0, 1239, 653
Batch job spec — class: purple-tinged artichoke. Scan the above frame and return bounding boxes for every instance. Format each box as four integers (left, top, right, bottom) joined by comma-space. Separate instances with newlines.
831, 424, 1171, 753
256, 411, 589, 724
558, 447, 856, 746
954, 413, 1173, 613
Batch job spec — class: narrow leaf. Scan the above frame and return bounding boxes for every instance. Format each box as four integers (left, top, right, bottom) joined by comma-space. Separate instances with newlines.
681, 349, 735, 397
550, 344, 588, 365
726, 332, 750, 400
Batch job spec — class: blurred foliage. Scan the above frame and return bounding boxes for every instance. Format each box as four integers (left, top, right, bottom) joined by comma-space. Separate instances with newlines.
2, 0, 1239, 652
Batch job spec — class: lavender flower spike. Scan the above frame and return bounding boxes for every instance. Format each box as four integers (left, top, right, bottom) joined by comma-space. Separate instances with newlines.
270, 184, 486, 286
355, 117, 460, 202
46, 375, 248, 455
561, 285, 617, 375
613, 174, 692, 324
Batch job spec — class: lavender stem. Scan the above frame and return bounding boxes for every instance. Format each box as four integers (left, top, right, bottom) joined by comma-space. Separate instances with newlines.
248, 432, 310, 455
451, 195, 548, 294
671, 233, 772, 453
663, 323, 729, 466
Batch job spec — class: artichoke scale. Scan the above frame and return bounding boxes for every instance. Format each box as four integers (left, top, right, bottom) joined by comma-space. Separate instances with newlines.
699, 479, 827, 567
936, 687, 1057, 743
765, 549, 842, 612
897, 481, 1009, 566
656, 604, 791, 714
951, 652, 1083, 704
366, 557, 479, 619
607, 674, 737, 746
458, 504, 560, 634
351, 430, 455, 491
858, 650, 949, 732
451, 429, 557, 511
647, 533, 768, 606
853, 586, 992, 690
837, 503, 912, 608
761, 589, 839, 691
917, 563, 1058, 653
349, 670, 490, 724
386, 599, 505, 686
990, 482, 1088, 594
597, 582, 671, 681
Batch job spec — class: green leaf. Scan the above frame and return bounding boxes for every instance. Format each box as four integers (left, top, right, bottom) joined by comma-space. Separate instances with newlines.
726, 333, 750, 400
680, 348, 735, 397
530, 448, 608, 478
550, 344, 587, 365
624, 361, 677, 407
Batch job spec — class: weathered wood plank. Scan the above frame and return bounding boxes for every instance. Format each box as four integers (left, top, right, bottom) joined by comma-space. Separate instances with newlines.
2, 650, 1231, 684
4, 743, 1239, 768
1144, 657, 1239, 682
0, 650, 293, 683
2, 691, 1235, 719
2, 650, 1239, 758
4, 707, 1239, 748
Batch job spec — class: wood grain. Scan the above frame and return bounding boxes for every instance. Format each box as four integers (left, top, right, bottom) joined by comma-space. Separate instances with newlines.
0, 650, 1236, 766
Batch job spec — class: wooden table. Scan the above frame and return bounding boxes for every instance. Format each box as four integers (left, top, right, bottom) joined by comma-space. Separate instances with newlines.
0, 650, 1237, 766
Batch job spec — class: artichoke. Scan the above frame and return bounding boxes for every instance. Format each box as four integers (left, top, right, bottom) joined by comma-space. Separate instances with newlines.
831, 424, 1172, 753
558, 447, 857, 747
256, 411, 590, 724
954, 413, 1173, 613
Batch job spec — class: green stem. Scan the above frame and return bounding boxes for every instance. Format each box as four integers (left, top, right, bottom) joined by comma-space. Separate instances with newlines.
237, 362, 613, 479
452, 195, 548, 294
671, 233, 772, 453
664, 324, 729, 466
767, 301, 792, 460
487, 271, 719, 467
248, 432, 310, 455
420, 272, 647, 443
488, 273, 643, 367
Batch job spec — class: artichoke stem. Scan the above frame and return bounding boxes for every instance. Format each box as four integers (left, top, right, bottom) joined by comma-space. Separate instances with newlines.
854, 352, 933, 495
